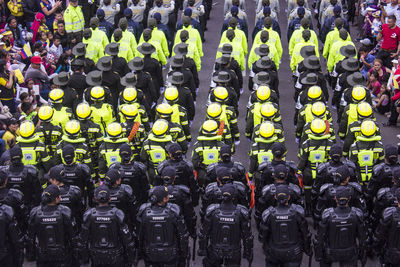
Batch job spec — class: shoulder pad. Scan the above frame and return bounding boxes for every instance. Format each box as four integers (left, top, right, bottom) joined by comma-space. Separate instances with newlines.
0, 204, 14, 219
157, 160, 168, 173
9, 188, 23, 201
237, 205, 250, 218
59, 205, 72, 218
317, 162, 328, 173
289, 183, 301, 195
168, 203, 181, 216
262, 206, 274, 222
135, 161, 147, 172
114, 207, 125, 223
234, 162, 246, 173
121, 184, 133, 195
83, 208, 93, 222
262, 184, 275, 195
292, 204, 305, 216
233, 181, 246, 191
348, 182, 362, 193
25, 165, 38, 175
109, 162, 120, 170
78, 163, 90, 175
352, 207, 364, 220
373, 163, 385, 175
183, 159, 194, 169
176, 184, 190, 194
383, 207, 397, 221
286, 161, 298, 172
258, 161, 271, 172
344, 159, 356, 170
377, 187, 391, 200
320, 183, 333, 194
206, 162, 217, 173
322, 207, 334, 220
205, 182, 218, 194
138, 203, 151, 216
205, 203, 219, 216
70, 185, 81, 194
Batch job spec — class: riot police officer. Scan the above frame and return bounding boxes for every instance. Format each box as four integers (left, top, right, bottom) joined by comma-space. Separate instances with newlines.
104, 169, 137, 231
366, 144, 400, 204
3, 145, 41, 210
137, 185, 189, 266
206, 144, 247, 186
57, 144, 93, 206
0, 201, 23, 266
259, 185, 311, 266
27, 185, 75, 266
153, 166, 197, 239
255, 164, 303, 227
80, 185, 136, 267
315, 186, 367, 266
314, 165, 366, 223
373, 187, 400, 266
109, 143, 150, 206
48, 88, 73, 130
198, 183, 254, 267
48, 165, 84, 233
201, 167, 249, 220
157, 143, 200, 206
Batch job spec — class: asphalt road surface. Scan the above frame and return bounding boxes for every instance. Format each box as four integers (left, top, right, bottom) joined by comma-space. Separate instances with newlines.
24, 0, 398, 266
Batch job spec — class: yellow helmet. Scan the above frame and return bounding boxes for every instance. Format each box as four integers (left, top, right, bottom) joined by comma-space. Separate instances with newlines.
360, 120, 376, 137
91, 86, 105, 101
307, 86, 322, 100
65, 120, 81, 136
207, 103, 222, 119
76, 103, 92, 120
202, 120, 218, 135
152, 119, 169, 136
259, 121, 275, 139
352, 86, 366, 102
213, 87, 228, 102
257, 86, 271, 102
310, 118, 326, 135
19, 121, 35, 138
122, 87, 138, 103
311, 101, 326, 117
156, 103, 173, 118
120, 104, 138, 119
106, 122, 123, 138
38, 105, 54, 122
165, 86, 179, 102
48, 88, 64, 104
357, 102, 373, 118
260, 102, 276, 118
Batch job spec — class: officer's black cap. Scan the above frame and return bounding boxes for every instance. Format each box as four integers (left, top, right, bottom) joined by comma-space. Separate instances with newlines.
161, 166, 176, 179
335, 165, 350, 181
152, 186, 169, 202
119, 143, 132, 156
48, 165, 65, 182
9, 145, 22, 159
385, 144, 398, 158
62, 144, 75, 159
275, 184, 290, 201
263, 6, 271, 16
274, 164, 288, 180
43, 184, 61, 201
105, 169, 121, 184
297, 7, 305, 16
220, 145, 232, 157
95, 185, 110, 203
221, 183, 236, 199
216, 167, 231, 179
335, 185, 352, 202
329, 144, 343, 157
167, 143, 182, 157
271, 143, 286, 157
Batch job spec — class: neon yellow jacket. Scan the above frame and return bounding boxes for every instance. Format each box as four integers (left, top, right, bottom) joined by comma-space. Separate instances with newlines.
91, 28, 109, 50
323, 27, 352, 59
138, 40, 167, 65
140, 28, 170, 58
216, 40, 246, 71
110, 39, 135, 62
248, 42, 280, 70
83, 38, 104, 63
290, 40, 319, 72
289, 27, 319, 56
254, 27, 282, 60
175, 25, 203, 57
112, 30, 137, 58
64, 4, 85, 33
327, 40, 356, 72
219, 27, 248, 56
172, 41, 201, 71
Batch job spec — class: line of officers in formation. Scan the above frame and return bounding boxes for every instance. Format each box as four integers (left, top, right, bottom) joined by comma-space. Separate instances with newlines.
1, 1, 400, 267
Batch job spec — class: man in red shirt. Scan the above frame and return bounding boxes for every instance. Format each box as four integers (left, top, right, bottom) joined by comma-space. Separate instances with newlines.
377, 15, 400, 68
